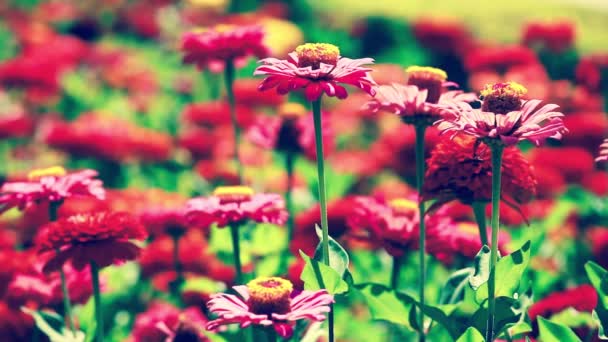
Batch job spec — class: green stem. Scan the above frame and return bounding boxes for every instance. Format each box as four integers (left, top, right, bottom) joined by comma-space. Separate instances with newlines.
486, 145, 504, 342
390, 255, 402, 290
472, 202, 489, 246
224, 59, 243, 184
414, 124, 427, 342
90, 261, 103, 342
229, 224, 243, 284
49, 201, 75, 336
311, 97, 333, 342
265, 327, 277, 342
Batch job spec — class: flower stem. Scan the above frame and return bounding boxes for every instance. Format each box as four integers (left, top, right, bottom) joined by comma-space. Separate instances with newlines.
486, 145, 504, 342
49, 201, 75, 336
414, 124, 427, 342
390, 255, 402, 290
311, 97, 333, 342
224, 58, 243, 184
472, 202, 489, 246
90, 261, 103, 342
229, 224, 243, 284
265, 327, 277, 342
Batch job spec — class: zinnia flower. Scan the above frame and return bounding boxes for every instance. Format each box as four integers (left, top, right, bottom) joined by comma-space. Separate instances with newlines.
522, 21, 575, 53
206, 276, 333, 338
181, 25, 269, 72
437, 81, 567, 146
132, 301, 208, 342
0, 166, 105, 214
575, 54, 608, 93
528, 285, 597, 322
247, 103, 334, 160
186, 186, 287, 228
255, 43, 376, 101
347, 196, 453, 257
35, 212, 148, 273
441, 221, 510, 261
596, 139, 608, 163
422, 134, 536, 211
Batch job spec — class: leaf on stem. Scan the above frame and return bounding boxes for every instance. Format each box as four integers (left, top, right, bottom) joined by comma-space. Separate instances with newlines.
299, 251, 348, 295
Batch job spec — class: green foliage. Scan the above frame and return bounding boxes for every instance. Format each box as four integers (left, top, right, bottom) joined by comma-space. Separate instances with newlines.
455, 327, 485, 342
538, 317, 582, 342
300, 251, 349, 295
355, 283, 416, 329
585, 261, 608, 339
469, 246, 491, 290
313, 225, 350, 277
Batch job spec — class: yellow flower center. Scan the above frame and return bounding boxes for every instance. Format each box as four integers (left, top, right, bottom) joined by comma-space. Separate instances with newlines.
389, 198, 418, 216
27, 166, 67, 181
405, 66, 448, 104
480, 81, 528, 114
278, 103, 308, 120
213, 185, 254, 204
295, 43, 340, 69
457, 222, 479, 235
247, 277, 293, 315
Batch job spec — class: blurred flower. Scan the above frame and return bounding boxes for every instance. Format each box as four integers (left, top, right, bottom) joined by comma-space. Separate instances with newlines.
595, 139, 608, 163
186, 186, 287, 228
423, 135, 536, 210
0, 302, 34, 342
575, 54, 608, 93
441, 221, 509, 261
438, 82, 567, 146
465, 45, 539, 73
36, 212, 148, 273
522, 21, 575, 53
0, 112, 34, 140
132, 301, 208, 342
588, 227, 608, 269
561, 112, 608, 151
255, 43, 376, 101
547, 81, 604, 114
411, 17, 473, 56
0, 166, 105, 214
181, 24, 269, 72
247, 103, 334, 160
347, 196, 453, 257
43, 113, 173, 162
370, 64, 408, 85
182, 101, 256, 128
528, 147, 594, 184
206, 277, 333, 338
581, 171, 608, 197
528, 285, 597, 321
139, 191, 189, 237
259, 17, 304, 57
233, 78, 285, 107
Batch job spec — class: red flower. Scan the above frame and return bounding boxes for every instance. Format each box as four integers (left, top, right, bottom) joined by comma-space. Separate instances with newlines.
561, 112, 608, 151
581, 171, 608, 197
576, 54, 608, 92
247, 103, 334, 160
528, 147, 594, 184
232, 78, 285, 107
528, 285, 597, 321
465, 45, 539, 73
132, 301, 208, 342
0, 112, 34, 140
442, 221, 510, 261
186, 186, 287, 229
35, 212, 148, 273
0, 167, 105, 214
181, 25, 269, 72
255, 43, 376, 101
522, 21, 575, 53
422, 134, 536, 210
182, 101, 256, 128
588, 227, 608, 269
0, 302, 34, 342
412, 17, 473, 56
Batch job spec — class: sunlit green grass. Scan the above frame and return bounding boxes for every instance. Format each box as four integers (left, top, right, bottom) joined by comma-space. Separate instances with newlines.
311, 0, 607, 52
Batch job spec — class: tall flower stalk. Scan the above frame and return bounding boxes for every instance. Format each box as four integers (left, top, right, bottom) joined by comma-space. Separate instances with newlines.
90, 261, 103, 342
472, 202, 489, 245
414, 124, 427, 342
229, 223, 244, 284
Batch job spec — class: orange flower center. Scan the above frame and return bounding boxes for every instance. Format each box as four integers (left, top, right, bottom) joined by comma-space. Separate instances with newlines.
213, 186, 254, 204
278, 103, 307, 120
295, 43, 340, 69
247, 277, 293, 315
405, 66, 447, 104
389, 198, 418, 216
27, 166, 67, 181
480, 81, 527, 114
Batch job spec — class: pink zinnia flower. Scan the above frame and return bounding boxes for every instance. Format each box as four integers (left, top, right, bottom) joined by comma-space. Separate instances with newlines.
255, 43, 376, 101
347, 196, 453, 257
596, 139, 608, 163
206, 277, 333, 338
247, 103, 334, 160
181, 25, 269, 72
437, 81, 567, 146
186, 186, 287, 228
0, 166, 105, 214
365, 66, 476, 126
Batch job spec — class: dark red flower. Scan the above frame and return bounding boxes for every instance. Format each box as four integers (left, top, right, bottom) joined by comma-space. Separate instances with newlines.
581, 171, 608, 197
182, 101, 256, 128
465, 45, 539, 73
576, 54, 608, 93
561, 112, 608, 151
35, 212, 148, 273
527, 147, 594, 184
0, 302, 34, 342
232, 78, 285, 107
411, 17, 473, 56
0, 111, 34, 140
132, 301, 208, 342
528, 285, 597, 321
522, 21, 575, 53
588, 227, 608, 269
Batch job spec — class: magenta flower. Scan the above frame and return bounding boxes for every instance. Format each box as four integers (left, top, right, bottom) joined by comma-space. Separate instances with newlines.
254, 43, 376, 101
596, 139, 608, 163
437, 82, 568, 146
186, 186, 288, 228
247, 103, 334, 160
181, 25, 269, 72
0, 166, 105, 214
206, 277, 333, 338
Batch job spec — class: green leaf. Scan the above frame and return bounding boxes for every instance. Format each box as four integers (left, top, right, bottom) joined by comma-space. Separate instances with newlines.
250, 224, 286, 256
22, 308, 85, 342
355, 283, 415, 329
550, 308, 596, 329
504, 321, 532, 339
470, 297, 519, 339
313, 225, 350, 276
585, 261, 608, 339
476, 241, 531, 303
469, 246, 491, 290
441, 267, 474, 304
299, 251, 348, 295
455, 327, 485, 342
538, 317, 582, 342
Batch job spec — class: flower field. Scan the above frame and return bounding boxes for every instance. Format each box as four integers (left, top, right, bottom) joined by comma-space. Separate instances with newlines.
0, 1, 607, 341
